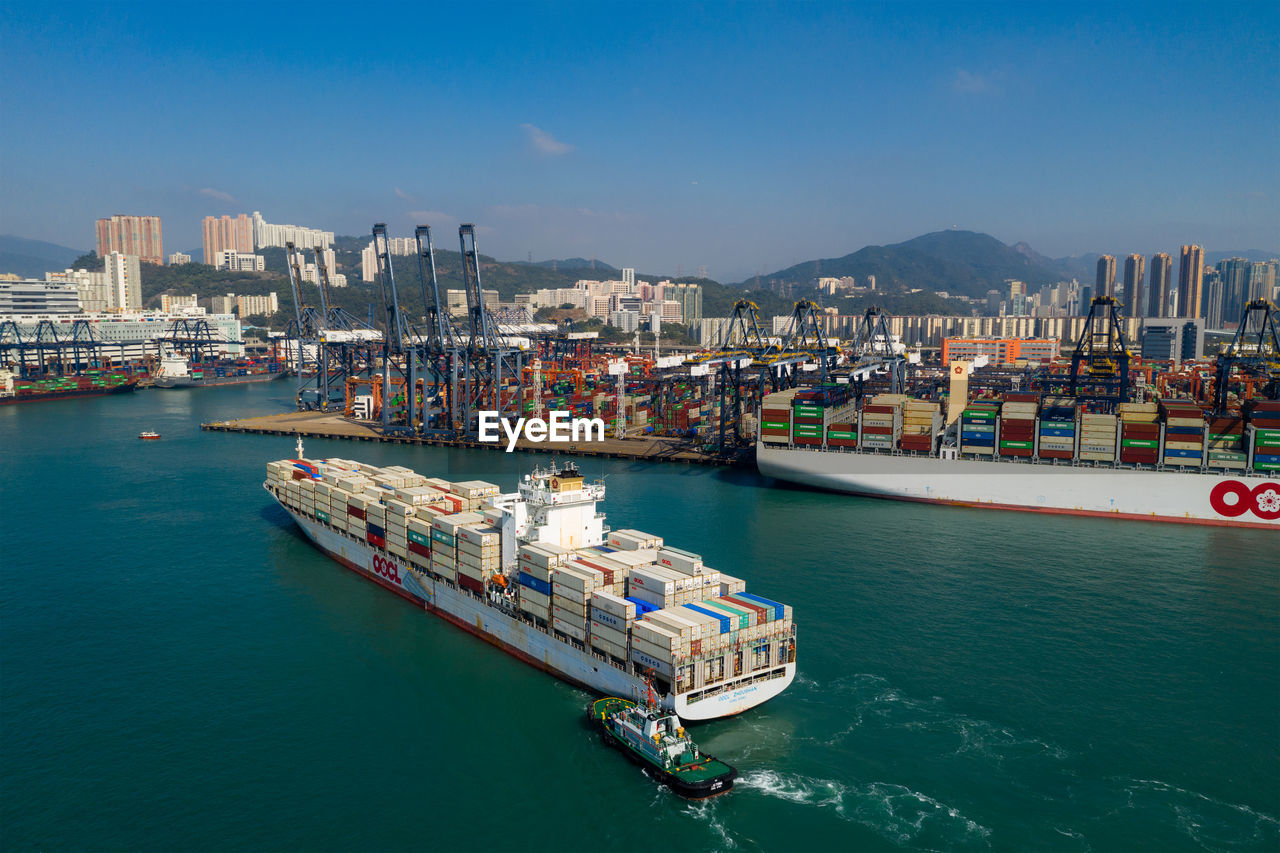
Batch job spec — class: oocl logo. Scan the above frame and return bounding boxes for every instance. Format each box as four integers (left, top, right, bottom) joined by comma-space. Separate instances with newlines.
372, 554, 402, 584
1209, 480, 1280, 521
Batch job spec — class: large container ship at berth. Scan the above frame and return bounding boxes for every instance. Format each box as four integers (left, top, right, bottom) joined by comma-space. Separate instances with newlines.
757, 386, 1280, 529
0, 368, 138, 405
152, 351, 285, 388
265, 445, 796, 720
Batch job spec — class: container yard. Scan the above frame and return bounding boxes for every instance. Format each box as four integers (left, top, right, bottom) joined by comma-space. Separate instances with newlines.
264, 444, 797, 719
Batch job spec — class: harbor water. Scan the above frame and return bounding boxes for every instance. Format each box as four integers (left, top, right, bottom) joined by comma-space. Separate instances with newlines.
1, 382, 1277, 851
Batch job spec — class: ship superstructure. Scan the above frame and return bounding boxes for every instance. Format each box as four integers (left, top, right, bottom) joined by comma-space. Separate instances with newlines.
264, 448, 796, 720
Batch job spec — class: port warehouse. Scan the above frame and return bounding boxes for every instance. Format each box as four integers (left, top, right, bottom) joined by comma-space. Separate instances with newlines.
762, 387, 1280, 473
266, 457, 795, 701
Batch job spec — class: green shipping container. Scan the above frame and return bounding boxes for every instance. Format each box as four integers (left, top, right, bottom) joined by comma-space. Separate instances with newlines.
826, 431, 857, 440
408, 530, 430, 546
315, 510, 331, 523
761, 421, 790, 430
999, 440, 1033, 449
1121, 439, 1159, 448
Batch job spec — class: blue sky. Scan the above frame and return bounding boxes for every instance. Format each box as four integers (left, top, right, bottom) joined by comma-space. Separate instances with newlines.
1, 1, 1276, 281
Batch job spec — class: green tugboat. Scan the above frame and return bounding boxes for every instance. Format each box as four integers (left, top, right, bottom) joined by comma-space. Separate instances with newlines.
588, 690, 737, 798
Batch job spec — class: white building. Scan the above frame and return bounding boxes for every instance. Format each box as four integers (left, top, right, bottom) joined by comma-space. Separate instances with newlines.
237, 293, 279, 317
446, 289, 498, 315
251, 211, 333, 250
168, 252, 192, 265
530, 288, 587, 309
622, 268, 635, 288
105, 252, 142, 311
610, 309, 640, 333
46, 267, 108, 312
160, 293, 198, 312
215, 250, 266, 272
330, 273, 348, 288
299, 248, 337, 284
210, 294, 237, 314
361, 243, 377, 282
3, 309, 243, 358
0, 281, 81, 314
658, 300, 683, 323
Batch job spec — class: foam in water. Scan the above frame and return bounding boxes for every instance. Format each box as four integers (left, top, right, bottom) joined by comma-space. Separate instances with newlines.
1119, 778, 1280, 849
737, 769, 993, 846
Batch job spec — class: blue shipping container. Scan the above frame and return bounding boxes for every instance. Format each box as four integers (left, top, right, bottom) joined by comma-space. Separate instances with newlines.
736, 592, 785, 620
682, 604, 730, 634
367, 523, 385, 538
626, 596, 657, 616
518, 572, 552, 596
1164, 447, 1202, 458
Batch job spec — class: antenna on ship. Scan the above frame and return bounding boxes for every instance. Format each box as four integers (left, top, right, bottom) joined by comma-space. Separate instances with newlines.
295, 433, 305, 459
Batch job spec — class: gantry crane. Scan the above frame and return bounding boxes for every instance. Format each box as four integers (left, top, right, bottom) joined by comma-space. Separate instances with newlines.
1213, 299, 1280, 414
1068, 295, 1132, 407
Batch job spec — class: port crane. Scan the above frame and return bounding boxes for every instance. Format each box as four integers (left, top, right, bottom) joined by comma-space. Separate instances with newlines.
845, 307, 906, 396
1066, 295, 1132, 408
1212, 299, 1280, 414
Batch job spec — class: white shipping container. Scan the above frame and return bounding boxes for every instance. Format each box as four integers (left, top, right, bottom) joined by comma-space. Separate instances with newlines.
590, 590, 635, 620
517, 560, 554, 583
432, 512, 485, 533
717, 573, 747, 596
554, 564, 603, 592
589, 618, 629, 645
553, 603, 588, 624
657, 547, 704, 575
520, 586, 550, 608
645, 609, 700, 640
625, 583, 673, 610
554, 617, 587, 642
519, 543, 570, 569
590, 634, 628, 661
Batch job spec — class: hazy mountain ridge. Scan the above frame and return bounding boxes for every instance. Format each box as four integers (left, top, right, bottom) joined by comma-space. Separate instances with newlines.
0, 235, 87, 279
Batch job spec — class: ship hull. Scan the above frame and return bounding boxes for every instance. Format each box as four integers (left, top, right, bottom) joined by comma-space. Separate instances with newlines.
757, 444, 1280, 529
273, 494, 795, 720
154, 372, 284, 389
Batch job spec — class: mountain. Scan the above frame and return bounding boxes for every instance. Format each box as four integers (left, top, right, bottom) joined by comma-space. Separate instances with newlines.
531, 257, 620, 274
737, 230, 1069, 298
0, 235, 87, 278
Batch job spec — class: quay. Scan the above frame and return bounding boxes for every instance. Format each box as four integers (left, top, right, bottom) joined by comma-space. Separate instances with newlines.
200, 410, 746, 467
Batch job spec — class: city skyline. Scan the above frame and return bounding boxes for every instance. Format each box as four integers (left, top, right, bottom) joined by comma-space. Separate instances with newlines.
1, 3, 1277, 281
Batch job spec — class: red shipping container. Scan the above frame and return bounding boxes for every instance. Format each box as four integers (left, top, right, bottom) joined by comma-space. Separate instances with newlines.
792, 416, 824, 425
367, 533, 386, 548
1004, 393, 1039, 402
347, 506, 366, 520
1039, 449, 1074, 459
762, 408, 791, 420
794, 436, 822, 446
1120, 451, 1158, 464
458, 575, 484, 594
1121, 424, 1160, 437
999, 447, 1033, 457
827, 438, 858, 448
862, 425, 894, 435
864, 404, 897, 414
691, 639, 702, 656
408, 541, 431, 557
829, 422, 854, 430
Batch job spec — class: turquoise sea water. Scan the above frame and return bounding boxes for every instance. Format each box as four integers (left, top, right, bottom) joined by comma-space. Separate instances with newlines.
1, 382, 1277, 851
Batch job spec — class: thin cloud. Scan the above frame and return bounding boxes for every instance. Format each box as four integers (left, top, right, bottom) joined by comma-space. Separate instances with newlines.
394, 187, 416, 201
198, 187, 235, 203
952, 69, 998, 95
521, 123, 573, 156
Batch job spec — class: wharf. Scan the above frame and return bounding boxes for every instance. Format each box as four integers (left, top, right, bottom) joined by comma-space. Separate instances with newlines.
200, 410, 746, 467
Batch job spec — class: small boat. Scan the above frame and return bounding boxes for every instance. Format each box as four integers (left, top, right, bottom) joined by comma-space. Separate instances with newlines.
139, 431, 161, 440
588, 688, 737, 798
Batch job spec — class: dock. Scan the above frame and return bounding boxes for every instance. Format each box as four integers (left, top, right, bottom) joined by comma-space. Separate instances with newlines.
200, 410, 746, 467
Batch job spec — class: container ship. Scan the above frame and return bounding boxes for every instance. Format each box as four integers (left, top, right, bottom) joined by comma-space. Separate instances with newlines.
757, 386, 1280, 529
0, 369, 138, 405
265, 446, 796, 720
153, 351, 285, 388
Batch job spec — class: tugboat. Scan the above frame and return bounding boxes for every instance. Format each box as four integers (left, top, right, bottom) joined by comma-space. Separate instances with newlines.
138, 431, 161, 440
588, 684, 737, 798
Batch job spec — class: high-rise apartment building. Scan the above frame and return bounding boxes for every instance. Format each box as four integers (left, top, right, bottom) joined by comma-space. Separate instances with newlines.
669, 283, 703, 325
1249, 261, 1278, 304
237, 293, 279, 317
168, 252, 192, 265
1178, 245, 1204, 318
1148, 253, 1172, 317
202, 214, 254, 264
1096, 255, 1116, 298
96, 215, 163, 265
361, 243, 378, 282
1123, 254, 1145, 316
251, 211, 332, 250
1204, 272, 1226, 330
104, 252, 142, 311
622, 268, 635, 288
1216, 257, 1252, 324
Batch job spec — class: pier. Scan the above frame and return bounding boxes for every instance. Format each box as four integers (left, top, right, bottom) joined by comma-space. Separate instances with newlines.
200, 410, 745, 467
